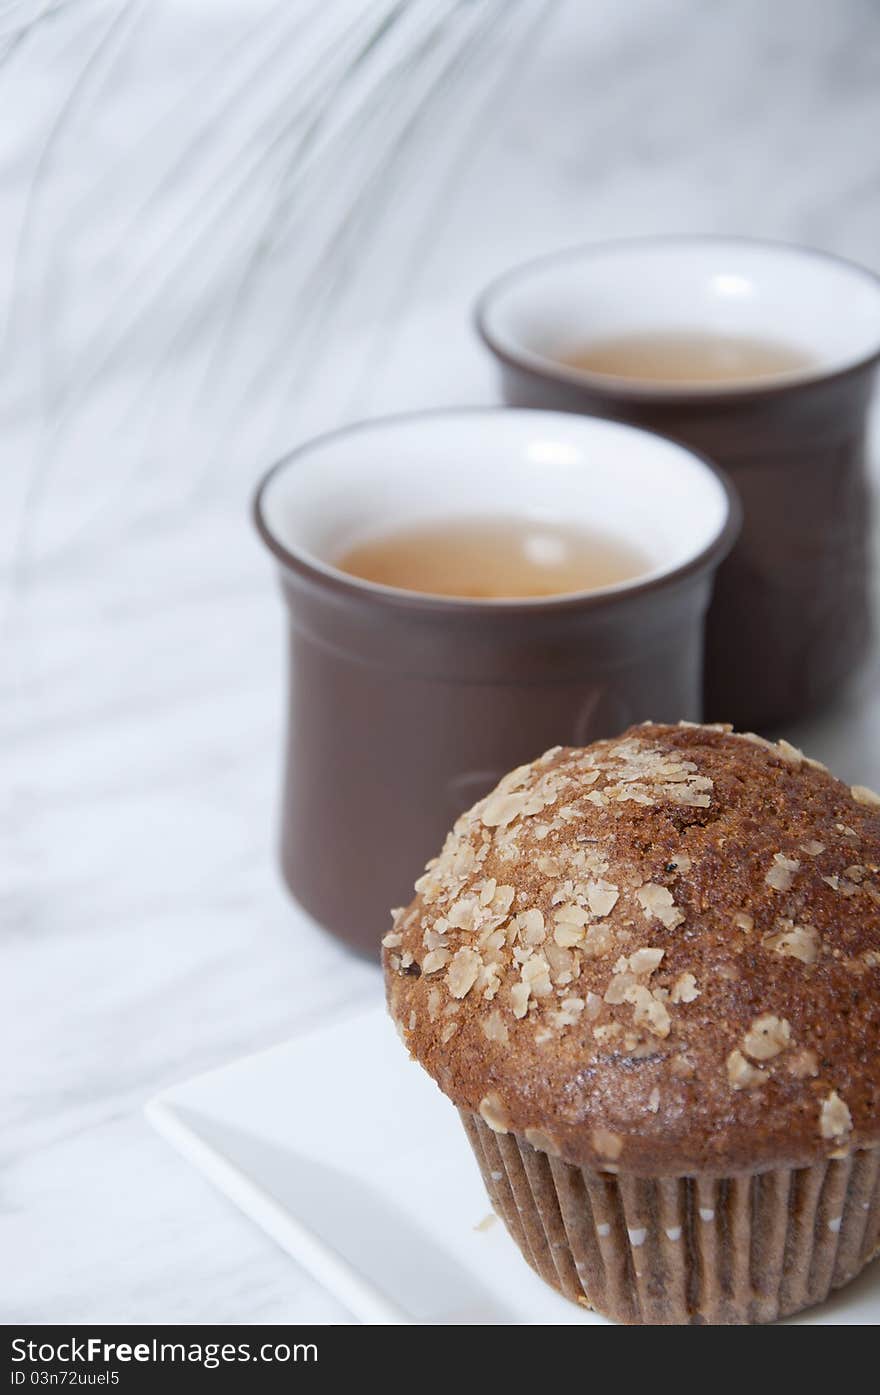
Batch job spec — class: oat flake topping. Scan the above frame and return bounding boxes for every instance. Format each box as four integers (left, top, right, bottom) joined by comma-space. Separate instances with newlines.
384, 724, 880, 1174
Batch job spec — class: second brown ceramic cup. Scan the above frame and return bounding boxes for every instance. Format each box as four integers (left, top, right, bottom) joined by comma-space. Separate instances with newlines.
254, 408, 738, 956
476, 237, 880, 731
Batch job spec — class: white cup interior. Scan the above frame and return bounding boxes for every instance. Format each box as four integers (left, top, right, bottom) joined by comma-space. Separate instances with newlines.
259, 409, 732, 604
481, 239, 880, 391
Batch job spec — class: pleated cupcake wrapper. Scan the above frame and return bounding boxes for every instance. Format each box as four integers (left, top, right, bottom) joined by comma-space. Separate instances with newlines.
461, 1110, 880, 1325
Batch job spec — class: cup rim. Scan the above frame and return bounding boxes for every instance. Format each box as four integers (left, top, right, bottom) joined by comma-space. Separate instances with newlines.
253, 406, 741, 615
475, 234, 880, 405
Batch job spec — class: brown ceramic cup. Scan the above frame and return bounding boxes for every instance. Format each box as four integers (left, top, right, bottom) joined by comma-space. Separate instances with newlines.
476, 237, 880, 731
254, 407, 739, 957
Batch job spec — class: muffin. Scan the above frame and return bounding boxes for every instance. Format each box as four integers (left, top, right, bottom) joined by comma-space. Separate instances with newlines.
382, 722, 880, 1324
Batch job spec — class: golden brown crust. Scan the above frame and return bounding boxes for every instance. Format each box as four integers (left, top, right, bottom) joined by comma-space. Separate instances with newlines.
382, 723, 880, 1176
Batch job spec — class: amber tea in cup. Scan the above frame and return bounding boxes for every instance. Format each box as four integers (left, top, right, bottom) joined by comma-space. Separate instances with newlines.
335, 516, 649, 600
562, 330, 815, 387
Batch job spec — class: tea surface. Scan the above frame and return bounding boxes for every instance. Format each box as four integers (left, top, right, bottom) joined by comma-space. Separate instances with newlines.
562, 331, 815, 385
335, 517, 648, 599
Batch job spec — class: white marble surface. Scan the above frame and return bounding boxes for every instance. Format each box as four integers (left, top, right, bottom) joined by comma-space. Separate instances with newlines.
3, 0, 880, 1323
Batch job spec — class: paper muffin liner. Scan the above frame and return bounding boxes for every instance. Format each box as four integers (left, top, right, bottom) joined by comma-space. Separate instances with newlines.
460, 1111, 880, 1324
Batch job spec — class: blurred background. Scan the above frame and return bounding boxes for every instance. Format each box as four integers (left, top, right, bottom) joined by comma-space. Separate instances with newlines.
4, 0, 880, 1322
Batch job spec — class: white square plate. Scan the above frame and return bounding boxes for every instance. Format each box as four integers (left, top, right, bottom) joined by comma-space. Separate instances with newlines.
147, 1006, 879, 1325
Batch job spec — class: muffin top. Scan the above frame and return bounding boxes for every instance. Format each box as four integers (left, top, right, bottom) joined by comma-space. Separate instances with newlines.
383, 723, 880, 1176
